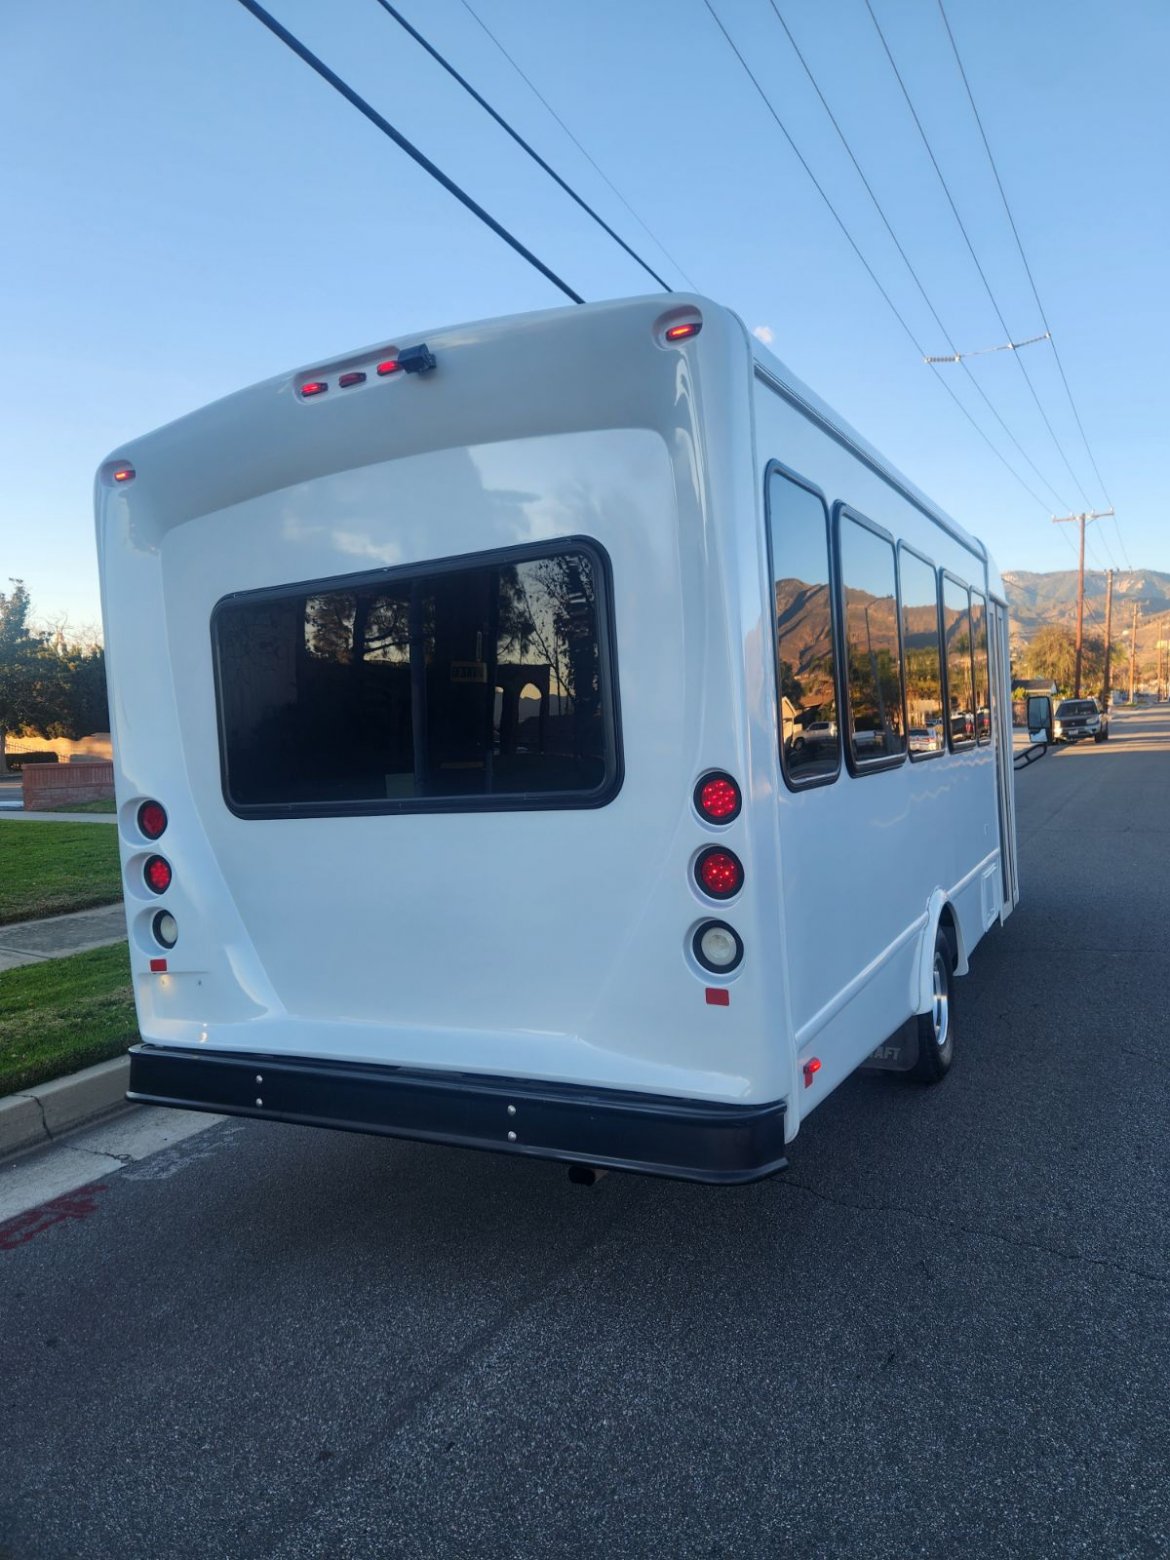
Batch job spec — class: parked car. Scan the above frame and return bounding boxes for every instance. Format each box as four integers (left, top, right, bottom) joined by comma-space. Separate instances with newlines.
1053, 698, 1109, 743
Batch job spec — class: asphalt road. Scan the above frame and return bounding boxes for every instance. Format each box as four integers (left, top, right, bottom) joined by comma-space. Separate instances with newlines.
2, 710, 1168, 1560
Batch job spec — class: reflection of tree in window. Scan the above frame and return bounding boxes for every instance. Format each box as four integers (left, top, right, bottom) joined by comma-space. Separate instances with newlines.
942, 580, 975, 748
216, 549, 610, 808
899, 552, 945, 748
970, 593, 991, 742
768, 470, 839, 782
840, 519, 906, 761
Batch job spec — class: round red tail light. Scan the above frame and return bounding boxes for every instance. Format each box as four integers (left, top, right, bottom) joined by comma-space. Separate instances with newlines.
695, 772, 741, 823
137, 800, 168, 840
696, 847, 744, 900
144, 855, 172, 895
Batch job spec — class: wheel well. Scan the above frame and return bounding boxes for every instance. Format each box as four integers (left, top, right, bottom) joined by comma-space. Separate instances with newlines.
937, 906, 959, 971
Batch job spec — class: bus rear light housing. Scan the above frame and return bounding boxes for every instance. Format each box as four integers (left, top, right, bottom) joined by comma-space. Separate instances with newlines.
695, 772, 741, 823
693, 921, 743, 974
152, 910, 178, 949
144, 855, 172, 895
137, 800, 168, 840
695, 848, 743, 900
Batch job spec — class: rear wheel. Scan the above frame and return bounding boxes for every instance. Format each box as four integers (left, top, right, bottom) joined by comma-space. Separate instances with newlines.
911, 930, 954, 1084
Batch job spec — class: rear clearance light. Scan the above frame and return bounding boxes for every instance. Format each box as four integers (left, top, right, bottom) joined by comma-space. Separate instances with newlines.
137, 800, 167, 840
695, 847, 744, 900
338, 371, 367, 388
665, 321, 701, 342
300, 381, 328, 398
803, 1057, 822, 1088
112, 466, 135, 483
376, 359, 401, 376
695, 772, 741, 823
144, 855, 172, 895
693, 920, 743, 974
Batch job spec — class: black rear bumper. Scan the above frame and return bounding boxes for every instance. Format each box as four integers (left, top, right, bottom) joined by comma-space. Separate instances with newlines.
127, 1045, 788, 1184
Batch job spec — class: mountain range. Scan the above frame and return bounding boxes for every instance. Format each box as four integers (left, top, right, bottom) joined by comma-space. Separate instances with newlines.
1002, 569, 1170, 642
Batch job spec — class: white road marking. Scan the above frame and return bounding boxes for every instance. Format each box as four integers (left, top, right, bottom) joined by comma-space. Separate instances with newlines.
0, 1107, 225, 1224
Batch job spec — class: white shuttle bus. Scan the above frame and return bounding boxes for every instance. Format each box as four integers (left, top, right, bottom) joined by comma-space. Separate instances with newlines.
97, 295, 1019, 1183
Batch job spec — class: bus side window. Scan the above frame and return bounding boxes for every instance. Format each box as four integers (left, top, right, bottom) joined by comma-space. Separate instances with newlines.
942, 575, 976, 751
898, 546, 945, 758
766, 466, 839, 788
970, 590, 991, 744
838, 510, 906, 769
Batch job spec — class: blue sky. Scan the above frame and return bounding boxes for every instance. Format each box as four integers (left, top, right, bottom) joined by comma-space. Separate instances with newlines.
3, 0, 1167, 631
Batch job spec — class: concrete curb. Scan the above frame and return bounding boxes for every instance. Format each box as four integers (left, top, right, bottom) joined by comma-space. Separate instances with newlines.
0, 1055, 131, 1159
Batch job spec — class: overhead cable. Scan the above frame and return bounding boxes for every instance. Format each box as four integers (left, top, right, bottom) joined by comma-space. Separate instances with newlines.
863, 0, 1100, 522
370, 0, 672, 290
232, 0, 585, 304
458, 0, 699, 290
701, 0, 1057, 516
763, 0, 1080, 519
935, 0, 1130, 571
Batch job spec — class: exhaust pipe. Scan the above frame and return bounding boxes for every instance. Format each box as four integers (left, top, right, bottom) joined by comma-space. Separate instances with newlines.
567, 1164, 608, 1187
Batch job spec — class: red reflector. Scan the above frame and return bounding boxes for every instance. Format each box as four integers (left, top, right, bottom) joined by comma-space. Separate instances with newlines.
144, 855, 172, 895
376, 359, 400, 376
150, 958, 168, 973
705, 987, 730, 1006
697, 774, 741, 822
665, 322, 701, 341
137, 800, 167, 840
338, 371, 367, 388
300, 381, 328, 397
112, 466, 135, 483
803, 1058, 822, 1088
696, 847, 744, 899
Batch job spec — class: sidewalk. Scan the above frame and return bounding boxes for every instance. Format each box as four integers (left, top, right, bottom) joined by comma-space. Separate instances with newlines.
0, 902, 127, 972
0, 808, 117, 824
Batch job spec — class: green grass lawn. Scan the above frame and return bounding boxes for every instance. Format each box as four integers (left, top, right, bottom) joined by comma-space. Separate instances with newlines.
39, 797, 117, 814
0, 941, 138, 1095
0, 819, 122, 925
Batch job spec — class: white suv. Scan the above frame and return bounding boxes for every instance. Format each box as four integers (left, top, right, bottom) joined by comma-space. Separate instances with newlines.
1053, 698, 1109, 743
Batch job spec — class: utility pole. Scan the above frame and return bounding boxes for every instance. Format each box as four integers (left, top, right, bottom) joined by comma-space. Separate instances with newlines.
1102, 569, 1114, 708
1052, 508, 1114, 697
1128, 603, 1140, 703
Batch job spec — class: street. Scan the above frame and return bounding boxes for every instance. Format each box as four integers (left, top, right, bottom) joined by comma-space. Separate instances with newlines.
2, 709, 1168, 1560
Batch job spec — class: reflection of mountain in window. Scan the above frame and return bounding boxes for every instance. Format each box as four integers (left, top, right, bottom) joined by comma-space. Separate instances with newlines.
768, 470, 839, 783
839, 518, 906, 762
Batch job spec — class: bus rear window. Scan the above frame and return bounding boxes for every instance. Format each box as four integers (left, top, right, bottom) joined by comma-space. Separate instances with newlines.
212, 542, 620, 815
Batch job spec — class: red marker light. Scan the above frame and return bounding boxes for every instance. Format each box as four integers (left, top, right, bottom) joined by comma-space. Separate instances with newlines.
376, 359, 401, 376
696, 772, 741, 823
338, 371, 367, 388
150, 958, 168, 973
144, 855, 172, 895
137, 800, 167, 840
696, 848, 744, 900
705, 987, 730, 1006
665, 321, 701, 342
300, 381, 328, 397
112, 466, 135, 483
803, 1058, 822, 1088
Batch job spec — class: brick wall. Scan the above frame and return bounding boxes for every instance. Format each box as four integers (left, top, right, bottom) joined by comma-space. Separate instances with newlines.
22, 762, 115, 811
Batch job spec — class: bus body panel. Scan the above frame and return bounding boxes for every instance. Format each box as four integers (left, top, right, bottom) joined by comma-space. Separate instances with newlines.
97, 293, 1016, 1175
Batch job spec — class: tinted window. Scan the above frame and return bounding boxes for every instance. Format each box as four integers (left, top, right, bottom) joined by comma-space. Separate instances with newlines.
768, 469, 839, 784
942, 577, 975, 750
214, 545, 618, 814
899, 549, 945, 757
1056, 700, 1097, 717
970, 590, 990, 743
839, 513, 905, 765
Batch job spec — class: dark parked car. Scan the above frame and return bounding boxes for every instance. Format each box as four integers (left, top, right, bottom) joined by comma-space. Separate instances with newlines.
1053, 698, 1109, 743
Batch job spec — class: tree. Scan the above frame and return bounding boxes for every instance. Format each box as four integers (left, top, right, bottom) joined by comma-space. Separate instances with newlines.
0, 584, 110, 772
1020, 625, 1115, 697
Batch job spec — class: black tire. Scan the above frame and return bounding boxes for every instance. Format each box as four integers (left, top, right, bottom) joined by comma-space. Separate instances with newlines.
910, 929, 955, 1084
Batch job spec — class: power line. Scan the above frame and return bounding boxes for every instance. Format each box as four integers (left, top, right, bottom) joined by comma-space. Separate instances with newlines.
934, 0, 1131, 572
458, 0, 699, 291
863, 0, 1100, 518
232, 0, 585, 304
701, 0, 1058, 516
370, 0, 672, 291
763, 0, 1081, 517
